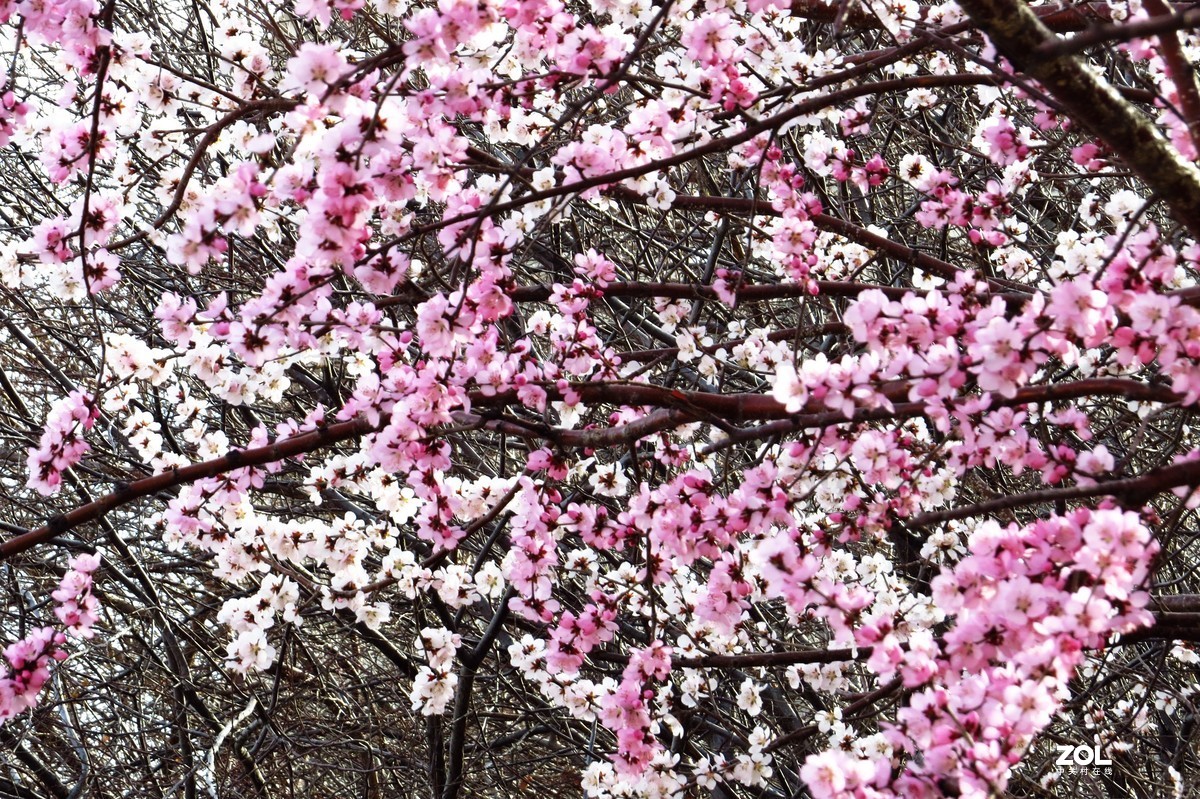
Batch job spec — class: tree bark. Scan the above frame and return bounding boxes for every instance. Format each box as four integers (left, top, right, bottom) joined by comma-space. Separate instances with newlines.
958, 0, 1200, 238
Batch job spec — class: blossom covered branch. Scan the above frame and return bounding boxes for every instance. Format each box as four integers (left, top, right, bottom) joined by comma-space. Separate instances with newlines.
0, 0, 1198, 795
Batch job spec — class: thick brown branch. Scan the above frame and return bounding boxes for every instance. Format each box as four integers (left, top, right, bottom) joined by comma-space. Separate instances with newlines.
1155, 594, 1200, 612
385, 75, 1015, 248
458, 408, 693, 449
0, 416, 373, 559
470, 382, 810, 423
508, 278, 917, 303
6, 376, 1182, 565
467, 377, 1180, 471
788, 0, 1129, 32
908, 455, 1200, 528
706, 377, 1180, 451
1143, 0, 1200, 154
957, 0, 1200, 237
1121, 612, 1200, 643
1032, 5, 1200, 58
588, 645, 867, 669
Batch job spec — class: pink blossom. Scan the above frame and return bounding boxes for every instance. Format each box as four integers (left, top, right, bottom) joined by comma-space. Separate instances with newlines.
282, 44, 350, 96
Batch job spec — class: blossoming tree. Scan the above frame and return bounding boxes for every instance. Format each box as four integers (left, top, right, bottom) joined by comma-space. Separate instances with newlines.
0, 0, 1199, 795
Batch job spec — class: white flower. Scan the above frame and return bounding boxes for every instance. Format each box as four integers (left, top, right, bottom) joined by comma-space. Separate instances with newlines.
898, 153, 935, 192
435, 564, 480, 608
654, 299, 690, 332
1170, 765, 1185, 799
410, 666, 457, 715
748, 726, 771, 752
1171, 644, 1200, 664
1105, 189, 1145, 224
904, 88, 939, 110
853, 733, 893, 761
508, 634, 545, 671
474, 561, 505, 599
227, 630, 276, 673
679, 669, 709, 707
815, 707, 843, 733
554, 399, 584, 428
416, 627, 461, 668
731, 750, 772, 786
694, 757, 720, 790
647, 182, 676, 211
531, 167, 556, 192
770, 362, 808, 414
675, 327, 701, 363
737, 678, 763, 716
581, 762, 615, 797
562, 680, 600, 720
356, 601, 391, 631
588, 461, 630, 497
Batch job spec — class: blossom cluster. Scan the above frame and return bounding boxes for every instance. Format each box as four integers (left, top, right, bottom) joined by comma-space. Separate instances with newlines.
802, 508, 1157, 799
26, 391, 99, 496
52, 552, 102, 638
0, 553, 101, 719
411, 627, 461, 715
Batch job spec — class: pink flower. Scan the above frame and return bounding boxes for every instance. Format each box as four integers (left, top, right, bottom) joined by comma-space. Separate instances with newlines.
680, 13, 738, 66
801, 750, 868, 799
282, 43, 349, 96
26, 392, 98, 496
977, 115, 1030, 165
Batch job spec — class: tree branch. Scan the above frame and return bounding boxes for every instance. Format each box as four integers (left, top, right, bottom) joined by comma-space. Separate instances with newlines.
957, 0, 1200, 237
908, 456, 1200, 528
1031, 5, 1200, 58
0, 416, 374, 559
